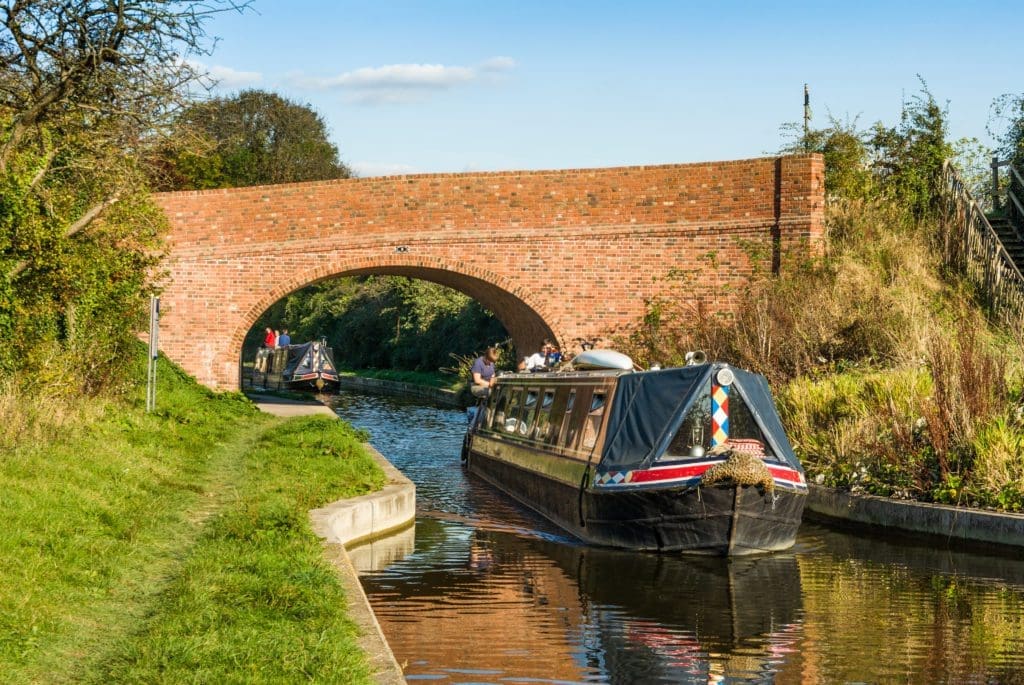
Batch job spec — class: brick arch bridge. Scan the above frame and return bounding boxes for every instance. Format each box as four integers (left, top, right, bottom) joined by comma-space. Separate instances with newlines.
154, 154, 823, 391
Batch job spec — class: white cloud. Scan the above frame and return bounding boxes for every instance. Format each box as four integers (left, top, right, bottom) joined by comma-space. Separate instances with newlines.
206, 64, 263, 88
286, 57, 516, 105
351, 161, 419, 177
188, 60, 263, 90
480, 56, 516, 72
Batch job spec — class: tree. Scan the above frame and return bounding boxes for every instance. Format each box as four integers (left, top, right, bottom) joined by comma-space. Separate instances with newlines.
245, 275, 507, 374
158, 89, 351, 190
779, 115, 872, 200
867, 82, 953, 221
0, 1, 247, 391
989, 93, 1024, 220
990, 93, 1024, 166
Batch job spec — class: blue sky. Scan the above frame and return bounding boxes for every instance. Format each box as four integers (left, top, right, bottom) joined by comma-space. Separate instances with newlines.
196, 0, 1023, 177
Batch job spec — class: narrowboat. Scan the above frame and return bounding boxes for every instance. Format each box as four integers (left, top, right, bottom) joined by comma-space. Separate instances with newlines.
253, 340, 340, 392
462, 351, 807, 555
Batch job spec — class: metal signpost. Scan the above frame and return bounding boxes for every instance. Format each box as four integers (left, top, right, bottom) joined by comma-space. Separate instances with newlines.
146, 296, 159, 413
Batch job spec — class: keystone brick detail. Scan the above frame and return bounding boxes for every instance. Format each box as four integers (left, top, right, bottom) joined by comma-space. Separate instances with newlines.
155, 154, 824, 390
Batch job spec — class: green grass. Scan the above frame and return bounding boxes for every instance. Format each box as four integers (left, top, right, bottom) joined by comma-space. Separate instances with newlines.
778, 364, 1024, 510
340, 367, 463, 391
0, 356, 386, 684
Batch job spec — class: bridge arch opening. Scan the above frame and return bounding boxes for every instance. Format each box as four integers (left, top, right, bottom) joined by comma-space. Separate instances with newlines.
233, 258, 563, 385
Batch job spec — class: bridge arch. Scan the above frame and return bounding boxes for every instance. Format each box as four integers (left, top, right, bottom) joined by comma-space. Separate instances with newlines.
155, 155, 824, 390
229, 254, 564, 374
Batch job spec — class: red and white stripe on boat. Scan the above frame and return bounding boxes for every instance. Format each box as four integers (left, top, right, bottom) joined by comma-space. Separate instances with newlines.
596, 459, 806, 487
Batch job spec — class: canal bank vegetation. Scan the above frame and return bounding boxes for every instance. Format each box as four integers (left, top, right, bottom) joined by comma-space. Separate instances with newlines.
620, 85, 1024, 512
0, 352, 385, 684
340, 367, 464, 391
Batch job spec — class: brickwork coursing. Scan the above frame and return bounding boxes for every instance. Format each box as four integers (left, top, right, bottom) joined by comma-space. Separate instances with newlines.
155, 154, 824, 390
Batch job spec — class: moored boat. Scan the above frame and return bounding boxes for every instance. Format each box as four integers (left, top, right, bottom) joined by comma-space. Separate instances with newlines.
253, 340, 340, 392
462, 352, 807, 555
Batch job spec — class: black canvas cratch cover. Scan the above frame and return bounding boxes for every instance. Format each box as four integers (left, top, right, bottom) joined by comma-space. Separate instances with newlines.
598, 364, 802, 474
319, 345, 338, 374
283, 343, 314, 378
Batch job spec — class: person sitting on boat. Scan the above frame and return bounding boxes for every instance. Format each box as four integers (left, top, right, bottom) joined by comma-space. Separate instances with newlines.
470, 346, 500, 398
518, 340, 553, 372
278, 329, 291, 347
263, 327, 275, 349
547, 345, 561, 366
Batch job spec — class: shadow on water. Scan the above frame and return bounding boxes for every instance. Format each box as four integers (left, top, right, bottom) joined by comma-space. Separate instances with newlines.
333, 391, 1024, 684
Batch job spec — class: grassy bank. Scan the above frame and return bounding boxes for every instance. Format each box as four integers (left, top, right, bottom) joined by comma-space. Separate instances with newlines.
0, 356, 385, 684
340, 367, 463, 391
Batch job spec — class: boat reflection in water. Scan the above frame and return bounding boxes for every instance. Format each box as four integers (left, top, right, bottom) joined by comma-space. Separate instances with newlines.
355, 504, 802, 684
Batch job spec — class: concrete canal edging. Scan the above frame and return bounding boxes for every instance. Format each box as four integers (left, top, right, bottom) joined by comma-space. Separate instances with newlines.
807, 484, 1024, 550
309, 443, 416, 548
338, 374, 464, 408
251, 394, 413, 685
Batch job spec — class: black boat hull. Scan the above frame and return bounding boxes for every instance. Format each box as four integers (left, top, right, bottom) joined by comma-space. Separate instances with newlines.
466, 447, 805, 555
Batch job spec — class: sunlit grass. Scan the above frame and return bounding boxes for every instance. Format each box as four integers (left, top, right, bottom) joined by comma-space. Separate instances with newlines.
341, 366, 463, 391
0, 355, 386, 683
93, 415, 385, 684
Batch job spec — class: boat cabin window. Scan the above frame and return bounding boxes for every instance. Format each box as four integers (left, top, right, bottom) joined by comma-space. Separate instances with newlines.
545, 388, 569, 446
503, 387, 524, 433
556, 389, 577, 446
663, 380, 776, 460
532, 389, 556, 441
488, 386, 509, 431
520, 388, 540, 436
562, 387, 588, 448
581, 391, 608, 450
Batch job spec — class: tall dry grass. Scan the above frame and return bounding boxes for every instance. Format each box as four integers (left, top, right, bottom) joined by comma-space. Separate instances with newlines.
617, 197, 1024, 509
620, 199, 946, 384
0, 378, 110, 450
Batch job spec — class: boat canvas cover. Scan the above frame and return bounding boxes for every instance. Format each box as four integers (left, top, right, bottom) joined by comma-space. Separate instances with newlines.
282, 343, 316, 378
598, 365, 802, 474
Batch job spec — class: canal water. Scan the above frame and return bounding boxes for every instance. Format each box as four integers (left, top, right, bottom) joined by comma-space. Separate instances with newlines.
329, 391, 1024, 684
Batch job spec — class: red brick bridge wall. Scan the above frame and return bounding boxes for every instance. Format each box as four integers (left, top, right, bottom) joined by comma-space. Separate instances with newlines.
155, 154, 824, 391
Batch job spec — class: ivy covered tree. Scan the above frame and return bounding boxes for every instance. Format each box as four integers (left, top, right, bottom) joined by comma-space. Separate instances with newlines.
0, 0, 247, 393
156, 89, 351, 190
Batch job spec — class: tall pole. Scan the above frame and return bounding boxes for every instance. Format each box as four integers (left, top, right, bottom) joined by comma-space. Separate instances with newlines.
147, 296, 159, 413
803, 84, 811, 151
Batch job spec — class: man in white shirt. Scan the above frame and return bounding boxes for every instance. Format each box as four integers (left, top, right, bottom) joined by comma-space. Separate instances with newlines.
519, 340, 553, 372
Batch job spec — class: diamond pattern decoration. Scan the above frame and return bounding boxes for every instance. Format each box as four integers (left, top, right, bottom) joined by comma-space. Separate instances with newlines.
596, 471, 632, 485
711, 383, 730, 447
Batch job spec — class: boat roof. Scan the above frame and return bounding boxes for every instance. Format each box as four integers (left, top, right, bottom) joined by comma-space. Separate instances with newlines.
497, 368, 630, 383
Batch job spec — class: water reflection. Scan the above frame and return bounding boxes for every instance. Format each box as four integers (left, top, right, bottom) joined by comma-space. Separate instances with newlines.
358, 520, 801, 683
331, 392, 1024, 684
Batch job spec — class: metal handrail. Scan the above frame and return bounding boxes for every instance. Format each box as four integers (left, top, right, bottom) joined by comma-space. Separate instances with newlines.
941, 160, 1024, 323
